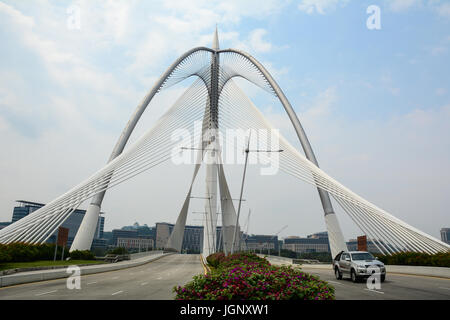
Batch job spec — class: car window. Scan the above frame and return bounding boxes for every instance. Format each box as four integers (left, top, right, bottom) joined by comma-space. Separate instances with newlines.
341, 253, 347, 260
351, 252, 375, 261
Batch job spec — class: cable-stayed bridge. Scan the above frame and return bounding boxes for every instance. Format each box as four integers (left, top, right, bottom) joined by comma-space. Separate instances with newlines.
0, 29, 448, 258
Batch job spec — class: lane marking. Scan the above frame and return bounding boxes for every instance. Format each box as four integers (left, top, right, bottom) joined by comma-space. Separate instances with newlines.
111, 291, 123, 295
156, 277, 162, 280
87, 281, 97, 285
438, 287, 450, 290
364, 289, 384, 294
112, 276, 119, 280
35, 290, 57, 296
141, 282, 148, 286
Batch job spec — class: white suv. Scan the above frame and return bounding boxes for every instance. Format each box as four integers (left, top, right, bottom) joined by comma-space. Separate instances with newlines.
333, 251, 386, 283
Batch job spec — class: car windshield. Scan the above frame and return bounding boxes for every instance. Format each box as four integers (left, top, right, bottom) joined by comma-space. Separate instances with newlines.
351, 253, 374, 260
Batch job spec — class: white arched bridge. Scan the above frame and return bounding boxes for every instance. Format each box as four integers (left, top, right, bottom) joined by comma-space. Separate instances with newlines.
0, 29, 448, 258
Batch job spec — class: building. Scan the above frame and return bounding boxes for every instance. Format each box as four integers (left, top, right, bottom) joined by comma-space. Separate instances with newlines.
440, 228, 450, 244
117, 237, 154, 250
111, 229, 138, 247
155, 222, 205, 253
283, 236, 330, 253
11, 200, 105, 249
245, 234, 279, 252
183, 225, 203, 253
307, 231, 328, 239
345, 239, 382, 254
121, 222, 155, 239
0, 222, 10, 230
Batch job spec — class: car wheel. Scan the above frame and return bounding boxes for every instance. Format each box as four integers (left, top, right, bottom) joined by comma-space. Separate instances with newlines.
351, 269, 358, 283
381, 274, 385, 282
335, 267, 342, 280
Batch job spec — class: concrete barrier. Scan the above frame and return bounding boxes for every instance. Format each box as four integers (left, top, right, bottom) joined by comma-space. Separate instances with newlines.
261, 255, 450, 279
0, 251, 172, 288
299, 264, 450, 279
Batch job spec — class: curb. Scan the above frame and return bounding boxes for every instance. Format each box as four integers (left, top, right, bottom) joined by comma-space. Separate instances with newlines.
0, 252, 173, 288
199, 254, 210, 275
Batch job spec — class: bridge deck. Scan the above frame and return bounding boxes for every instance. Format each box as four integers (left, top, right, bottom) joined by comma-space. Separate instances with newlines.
0, 254, 202, 300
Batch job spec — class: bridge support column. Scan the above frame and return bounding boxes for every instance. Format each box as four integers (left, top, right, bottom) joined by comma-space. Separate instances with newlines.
70, 203, 100, 251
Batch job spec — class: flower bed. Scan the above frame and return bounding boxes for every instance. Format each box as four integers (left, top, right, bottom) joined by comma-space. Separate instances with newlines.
174, 252, 335, 300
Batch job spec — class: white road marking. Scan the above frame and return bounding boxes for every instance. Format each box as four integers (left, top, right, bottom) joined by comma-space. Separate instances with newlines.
141, 282, 148, 286
87, 281, 97, 285
364, 289, 384, 294
438, 287, 450, 291
156, 277, 162, 280
112, 276, 119, 280
111, 291, 123, 296
35, 290, 57, 296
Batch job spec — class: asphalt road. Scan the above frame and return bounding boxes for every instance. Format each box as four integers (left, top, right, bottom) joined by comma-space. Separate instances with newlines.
1, 254, 449, 300
301, 266, 450, 300
0, 254, 203, 300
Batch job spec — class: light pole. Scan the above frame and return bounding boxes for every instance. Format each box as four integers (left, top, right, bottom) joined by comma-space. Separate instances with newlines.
230, 132, 283, 254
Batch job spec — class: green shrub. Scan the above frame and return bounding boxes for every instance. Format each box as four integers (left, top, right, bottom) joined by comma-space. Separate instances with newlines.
0, 242, 69, 263
69, 250, 96, 260
376, 252, 450, 267
206, 252, 225, 268
174, 253, 334, 300
0, 244, 12, 263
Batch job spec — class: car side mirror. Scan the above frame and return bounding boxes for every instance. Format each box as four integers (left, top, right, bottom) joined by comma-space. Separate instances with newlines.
345, 257, 350, 261
375, 257, 379, 260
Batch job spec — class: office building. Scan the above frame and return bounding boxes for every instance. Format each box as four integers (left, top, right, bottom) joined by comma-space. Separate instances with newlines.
245, 234, 279, 252
0, 222, 10, 230
11, 200, 105, 249
117, 237, 154, 250
283, 235, 330, 253
440, 228, 450, 244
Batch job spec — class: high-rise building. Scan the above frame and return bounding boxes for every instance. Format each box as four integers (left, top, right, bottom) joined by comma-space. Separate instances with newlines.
0, 222, 10, 230
155, 222, 205, 253
441, 228, 450, 244
11, 200, 105, 248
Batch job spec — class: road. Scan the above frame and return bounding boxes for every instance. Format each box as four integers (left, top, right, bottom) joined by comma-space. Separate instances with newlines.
0, 254, 203, 300
1, 254, 449, 300
301, 266, 450, 300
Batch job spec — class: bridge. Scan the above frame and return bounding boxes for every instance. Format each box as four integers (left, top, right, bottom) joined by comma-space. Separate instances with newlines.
0, 253, 449, 300
0, 28, 448, 260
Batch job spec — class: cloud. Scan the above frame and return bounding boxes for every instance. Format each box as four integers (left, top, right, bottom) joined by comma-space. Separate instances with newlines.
435, 2, 450, 18
248, 29, 273, 53
387, 0, 421, 12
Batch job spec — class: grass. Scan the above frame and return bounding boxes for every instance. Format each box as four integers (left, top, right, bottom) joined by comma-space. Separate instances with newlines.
0, 260, 105, 271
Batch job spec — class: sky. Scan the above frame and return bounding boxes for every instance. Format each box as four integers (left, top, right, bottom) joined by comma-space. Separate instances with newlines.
0, 0, 449, 241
